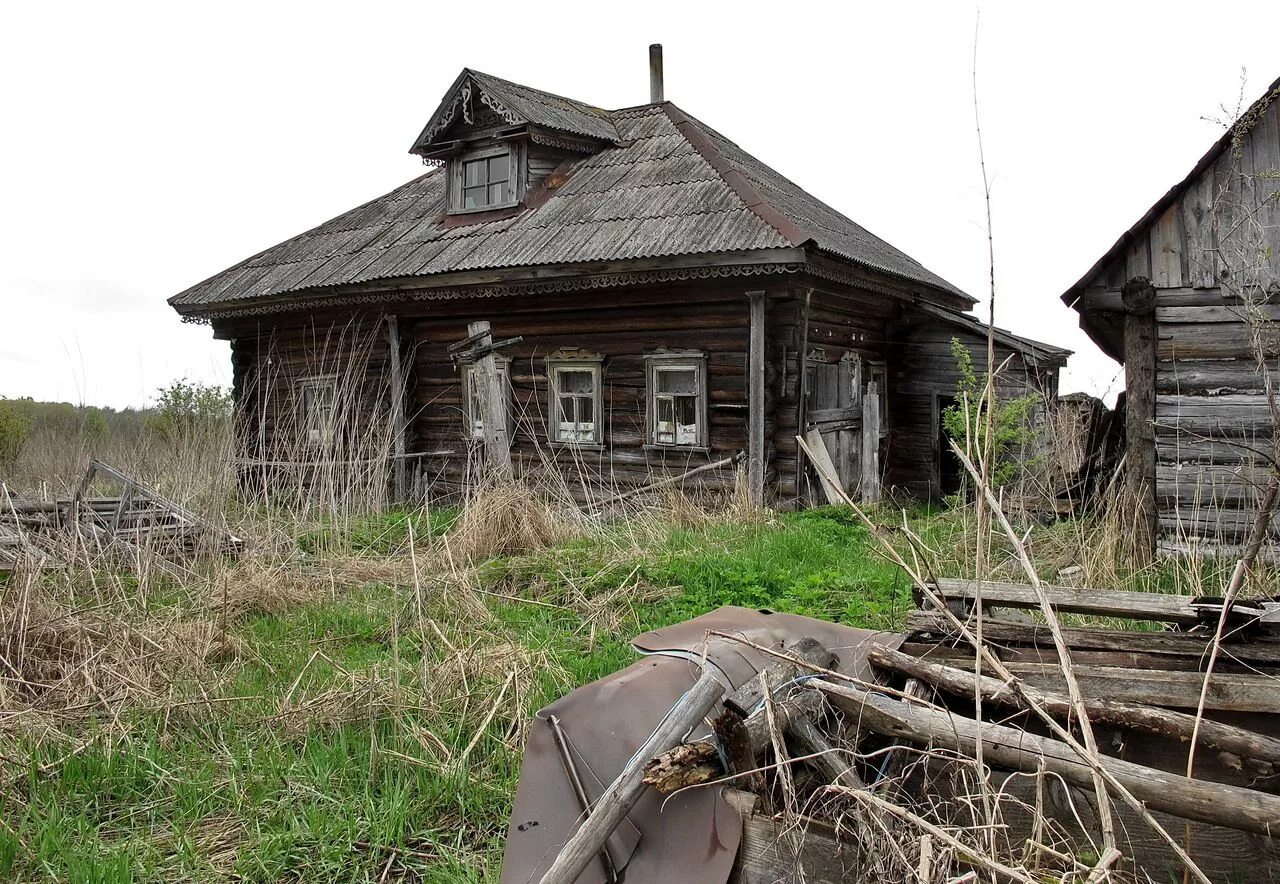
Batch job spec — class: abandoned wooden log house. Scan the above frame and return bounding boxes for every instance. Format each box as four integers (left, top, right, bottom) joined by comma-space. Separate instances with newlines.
1063, 74, 1280, 553
170, 49, 1069, 505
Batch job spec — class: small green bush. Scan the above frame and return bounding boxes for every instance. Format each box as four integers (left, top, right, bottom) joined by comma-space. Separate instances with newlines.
941, 337, 1041, 489
146, 379, 232, 440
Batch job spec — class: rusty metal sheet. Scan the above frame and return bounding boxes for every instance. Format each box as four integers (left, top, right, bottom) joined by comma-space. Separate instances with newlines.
499, 654, 740, 884
499, 607, 903, 884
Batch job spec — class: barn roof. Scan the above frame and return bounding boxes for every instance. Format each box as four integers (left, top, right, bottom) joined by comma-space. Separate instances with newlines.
1061, 72, 1280, 310
916, 303, 1071, 367
171, 74, 972, 316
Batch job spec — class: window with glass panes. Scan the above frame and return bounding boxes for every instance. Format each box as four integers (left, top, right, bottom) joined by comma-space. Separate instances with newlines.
646, 354, 706, 447
460, 150, 512, 210
548, 361, 602, 444
297, 376, 337, 446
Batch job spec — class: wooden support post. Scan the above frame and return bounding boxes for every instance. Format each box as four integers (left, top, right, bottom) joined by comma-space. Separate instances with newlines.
747, 290, 767, 507
795, 288, 812, 504
861, 381, 881, 504
1123, 277, 1157, 563
467, 320, 512, 481
539, 670, 725, 884
385, 315, 408, 502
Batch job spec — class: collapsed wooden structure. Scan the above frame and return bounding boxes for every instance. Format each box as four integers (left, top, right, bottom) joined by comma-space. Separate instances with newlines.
0, 460, 241, 572
506, 587, 1280, 883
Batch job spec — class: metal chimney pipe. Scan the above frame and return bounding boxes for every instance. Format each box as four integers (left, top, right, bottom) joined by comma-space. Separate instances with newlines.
649, 44, 664, 103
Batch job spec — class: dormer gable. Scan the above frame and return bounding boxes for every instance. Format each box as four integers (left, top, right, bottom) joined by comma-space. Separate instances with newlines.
410, 69, 621, 215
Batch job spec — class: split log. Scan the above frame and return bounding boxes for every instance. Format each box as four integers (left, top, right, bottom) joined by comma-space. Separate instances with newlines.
788, 713, 863, 789
644, 637, 839, 793
644, 691, 821, 793
538, 670, 725, 884
816, 680, 1280, 837
870, 645, 1280, 770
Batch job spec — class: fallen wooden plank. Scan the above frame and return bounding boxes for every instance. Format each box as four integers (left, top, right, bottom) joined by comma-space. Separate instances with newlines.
816, 680, 1280, 838
904, 610, 1280, 666
802, 429, 843, 505
1006, 663, 1280, 713
869, 645, 1280, 770
924, 578, 1201, 625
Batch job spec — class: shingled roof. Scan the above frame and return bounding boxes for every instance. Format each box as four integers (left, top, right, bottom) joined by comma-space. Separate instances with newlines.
171, 73, 971, 316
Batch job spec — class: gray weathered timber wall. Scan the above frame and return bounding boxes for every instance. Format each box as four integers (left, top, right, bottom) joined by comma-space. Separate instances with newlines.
1083, 95, 1280, 296
1156, 290, 1280, 540
1075, 93, 1280, 543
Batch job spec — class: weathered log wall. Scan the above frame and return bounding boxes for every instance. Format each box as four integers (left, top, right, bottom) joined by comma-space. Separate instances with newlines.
1073, 93, 1280, 543
222, 309, 396, 456
403, 281, 765, 500
884, 317, 1058, 499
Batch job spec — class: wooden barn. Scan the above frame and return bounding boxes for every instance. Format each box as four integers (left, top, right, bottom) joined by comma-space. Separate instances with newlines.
170, 50, 1069, 506
1063, 74, 1280, 555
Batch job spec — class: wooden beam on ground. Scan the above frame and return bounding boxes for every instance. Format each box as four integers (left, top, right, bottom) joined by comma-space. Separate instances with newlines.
869, 645, 1280, 768
922, 577, 1202, 625
904, 610, 1280, 665
747, 290, 767, 507
816, 680, 1280, 838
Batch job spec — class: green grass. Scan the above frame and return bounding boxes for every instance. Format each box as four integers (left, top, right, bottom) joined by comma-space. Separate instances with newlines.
0, 506, 974, 881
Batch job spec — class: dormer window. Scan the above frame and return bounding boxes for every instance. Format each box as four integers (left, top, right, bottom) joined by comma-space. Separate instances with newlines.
450, 145, 519, 213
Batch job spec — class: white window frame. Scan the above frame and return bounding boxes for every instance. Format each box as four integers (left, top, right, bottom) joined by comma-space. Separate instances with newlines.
296, 375, 338, 447
459, 357, 511, 442
645, 351, 709, 450
449, 144, 521, 214
546, 353, 604, 447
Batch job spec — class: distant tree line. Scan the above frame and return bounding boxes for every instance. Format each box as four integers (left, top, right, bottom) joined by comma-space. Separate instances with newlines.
0, 380, 231, 473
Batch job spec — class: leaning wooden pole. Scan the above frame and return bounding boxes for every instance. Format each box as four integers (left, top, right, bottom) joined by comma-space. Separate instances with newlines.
538, 670, 725, 884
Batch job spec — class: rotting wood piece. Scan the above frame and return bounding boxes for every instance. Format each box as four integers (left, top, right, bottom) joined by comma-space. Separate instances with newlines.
922, 578, 1202, 625
816, 680, 1280, 838
870, 645, 1280, 773
643, 688, 823, 793
904, 610, 1280, 666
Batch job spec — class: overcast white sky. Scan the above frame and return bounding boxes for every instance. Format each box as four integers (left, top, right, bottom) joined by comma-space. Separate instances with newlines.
3, 1, 1278, 409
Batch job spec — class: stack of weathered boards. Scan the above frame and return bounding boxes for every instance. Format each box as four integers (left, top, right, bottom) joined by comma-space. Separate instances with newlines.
0, 460, 241, 572
501, 585, 1280, 884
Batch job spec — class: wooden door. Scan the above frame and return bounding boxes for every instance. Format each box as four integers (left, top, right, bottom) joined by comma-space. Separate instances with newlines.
804, 355, 861, 501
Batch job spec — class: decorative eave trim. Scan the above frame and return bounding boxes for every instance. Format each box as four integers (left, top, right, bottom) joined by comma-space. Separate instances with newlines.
528, 127, 609, 154
180, 261, 807, 326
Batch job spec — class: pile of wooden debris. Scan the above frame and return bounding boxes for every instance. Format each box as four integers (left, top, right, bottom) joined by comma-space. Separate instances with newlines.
501, 585, 1280, 884
1, 460, 241, 572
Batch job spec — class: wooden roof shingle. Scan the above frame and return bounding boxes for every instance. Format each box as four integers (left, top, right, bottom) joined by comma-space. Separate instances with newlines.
171, 74, 972, 316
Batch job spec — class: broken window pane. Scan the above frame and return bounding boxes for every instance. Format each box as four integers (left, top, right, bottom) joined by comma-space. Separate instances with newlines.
657, 368, 697, 395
